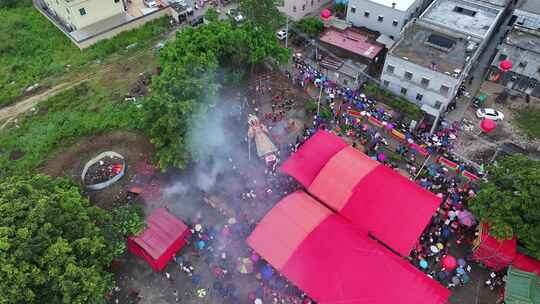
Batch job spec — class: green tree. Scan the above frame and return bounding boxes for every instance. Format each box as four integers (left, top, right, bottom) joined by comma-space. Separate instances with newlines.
238, 0, 282, 29
103, 205, 146, 257
0, 175, 114, 304
295, 17, 325, 38
469, 155, 540, 258
332, 2, 347, 16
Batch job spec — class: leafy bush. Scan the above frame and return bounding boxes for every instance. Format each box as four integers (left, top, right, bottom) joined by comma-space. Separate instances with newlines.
103, 205, 146, 257
295, 17, 324, 38
306, 99, 318, 113
515, 107, 540, 139
0, 2, 169, 107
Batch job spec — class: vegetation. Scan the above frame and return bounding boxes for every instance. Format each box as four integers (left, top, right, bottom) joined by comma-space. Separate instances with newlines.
295, 17, 324, 38
144, 19, 289, 169
0, 1, 169, 107
515, 107, 540, 139
0, 175, 114, 304
363, 82, 423, 121
469, 155, 540, 259
0, 81, 145, 177
332, 2, 348, 17
105, 205, 146, 257
239, 0, 282, 29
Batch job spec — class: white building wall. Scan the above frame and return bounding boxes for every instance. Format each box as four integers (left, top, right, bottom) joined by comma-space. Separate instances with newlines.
346, 0, 423, 39
278, 0, 331, 21
43, 0, 125, 30
380, 55, 460, 112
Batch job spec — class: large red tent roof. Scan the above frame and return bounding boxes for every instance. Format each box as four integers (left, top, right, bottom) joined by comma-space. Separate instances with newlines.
247, 192, 450, 304
472, 223, 517, 271
282, 131, 441, 256
128, 208, 191, 271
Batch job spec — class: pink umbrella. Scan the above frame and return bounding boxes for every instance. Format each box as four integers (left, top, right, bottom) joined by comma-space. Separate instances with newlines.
320, 9, 331, 20
480, 119, 496, 133
442, 255, 457, 271
457, 210, 476, 227
499, 59, 513, 72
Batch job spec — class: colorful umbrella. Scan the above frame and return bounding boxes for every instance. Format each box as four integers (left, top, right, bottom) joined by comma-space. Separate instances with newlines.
237, 258, 254, 274
261, 264, 274, 280
457, 210, 476, 227
197, 240, 206, 250
442, 255, 458, 271
458, 258, 466, 267
480, 119, 497, 133
419, 260, 428, 269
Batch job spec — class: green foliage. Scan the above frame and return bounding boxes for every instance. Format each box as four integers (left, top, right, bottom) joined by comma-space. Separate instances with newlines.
204, 8, 219, 22
363, 82, 423, 120
0, 82, 144, 177
515, 107, 540, 139
320, 106, 333, 121
102, 205, 146, 257
469, 155, 540, 259
0, 1, 169, 106
332, 2, 347, 15
239, 0, 282, 29
295, 17, 324, 38
144, 20, 289, 169
306, 99, 318, 113
0, 174, 114, 304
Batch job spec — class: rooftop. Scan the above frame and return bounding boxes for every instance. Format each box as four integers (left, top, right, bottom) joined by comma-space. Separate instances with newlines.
391, 22, 480, 76
319, 28, 383, 60
421, 0, 501, 39
517, 0, 540, 15
491, 27, 540, 79
474, 0, 510, 7
364, 0, 417, 11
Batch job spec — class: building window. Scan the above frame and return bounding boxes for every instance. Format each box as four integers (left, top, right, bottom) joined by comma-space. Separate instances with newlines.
79, 8, 86, 16
392, 20, 398, 27
302, 4, 305, 11
400, 87, 408, 95
114, 0, 120, 2
311, 0, 314, 6
293, 5, 296, 12
364, 11, 370, 17
440, 85, 450, 95
453, 6, 477, 17
378, 15, 384, 22
351, 6, 356, 13
386, 65, 395, 74
383, 80, 389, 87
389, 35, 394, 40
416, 93, 423, 101
421, 77, 430, 87
434, 101, 442, 109
404, 71, 413, 80
519, 61, 528, 68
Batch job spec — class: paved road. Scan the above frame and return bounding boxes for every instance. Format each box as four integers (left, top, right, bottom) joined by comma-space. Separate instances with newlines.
446, 10, 514, 123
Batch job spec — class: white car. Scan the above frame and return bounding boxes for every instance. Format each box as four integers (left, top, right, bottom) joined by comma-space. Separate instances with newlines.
276, 30, 288, 40
144, 0, 158, 8
476, 108, 505, 121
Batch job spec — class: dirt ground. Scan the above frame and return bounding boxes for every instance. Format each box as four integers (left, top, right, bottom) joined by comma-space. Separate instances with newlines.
454, 81, 540, 161
40, 131, 154, 210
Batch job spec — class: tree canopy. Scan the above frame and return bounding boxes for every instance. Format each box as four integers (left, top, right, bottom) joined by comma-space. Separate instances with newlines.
144, 19, 289, 169
295, 17, 325, 38
238, 0, 283, 29
469, 155, 540, 258
0, 175, 113, 304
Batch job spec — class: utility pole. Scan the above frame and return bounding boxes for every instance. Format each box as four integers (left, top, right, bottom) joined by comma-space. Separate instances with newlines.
285, 15, 289, 48
317, 83, 323, 117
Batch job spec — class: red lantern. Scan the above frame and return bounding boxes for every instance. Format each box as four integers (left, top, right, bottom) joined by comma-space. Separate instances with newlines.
320, 9, 331, 20
499, 59, 513, 71
480, 119, 497, 133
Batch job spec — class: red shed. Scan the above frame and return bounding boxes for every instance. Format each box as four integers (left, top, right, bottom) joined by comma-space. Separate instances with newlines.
472, 223, 517, 271
128, 208, 191, 271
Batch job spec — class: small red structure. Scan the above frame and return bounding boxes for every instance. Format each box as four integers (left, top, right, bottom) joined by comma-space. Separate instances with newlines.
472, 223, 517, 271
128, 208, 191, 271
320, 9, 331, 20
499, 59, 513, 72
319, 28, 383, 60
480, 119, 497, 133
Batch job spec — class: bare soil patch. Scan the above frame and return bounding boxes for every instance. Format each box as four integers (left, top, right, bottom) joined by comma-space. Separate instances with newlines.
40, 131, 154, 210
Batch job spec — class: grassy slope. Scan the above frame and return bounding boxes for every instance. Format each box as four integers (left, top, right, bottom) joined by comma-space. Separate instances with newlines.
0, 2, 168, 107
515, 108, 540, 139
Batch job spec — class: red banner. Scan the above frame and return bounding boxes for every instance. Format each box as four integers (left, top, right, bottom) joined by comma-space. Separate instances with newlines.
437, 156, 458, 170
462, 170, 479, 181
368, 116, 383, 128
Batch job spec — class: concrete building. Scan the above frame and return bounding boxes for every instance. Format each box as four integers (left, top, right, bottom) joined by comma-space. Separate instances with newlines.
513, 0, 540, 30
488, 26, 540, 97
380, 0, 504, 117
42, 0, 126, 31
278, 0, 332, 21
345, 0, 427, 39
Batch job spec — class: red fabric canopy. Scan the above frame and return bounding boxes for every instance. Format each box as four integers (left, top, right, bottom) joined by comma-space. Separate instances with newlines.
472, 223, 517, 271
480, 119, 497, 133
513, 253, 540, 275
248, 193, 450, 304
282, 131, 441, 256
499, 59, 513, 71
128, 208, 191, 271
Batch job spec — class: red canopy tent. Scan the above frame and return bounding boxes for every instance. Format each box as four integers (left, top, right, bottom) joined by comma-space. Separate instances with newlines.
128, 208, 191, 271
472, 223, 517, 271
281, 131, 441, 256
247, 192, 450, 304
513, 253, 540, 275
